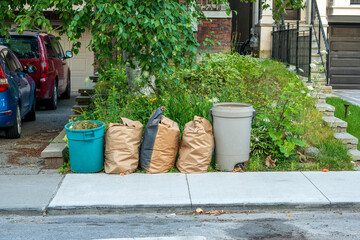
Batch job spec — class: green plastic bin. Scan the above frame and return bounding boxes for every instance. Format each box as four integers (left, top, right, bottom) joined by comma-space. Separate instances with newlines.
65, 120, 105, 173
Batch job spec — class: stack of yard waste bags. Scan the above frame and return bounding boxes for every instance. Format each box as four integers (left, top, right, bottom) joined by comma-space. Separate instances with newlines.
104, 106, 214, 174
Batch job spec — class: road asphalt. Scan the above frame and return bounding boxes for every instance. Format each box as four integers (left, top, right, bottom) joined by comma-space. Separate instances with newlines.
1, 171, 360, 215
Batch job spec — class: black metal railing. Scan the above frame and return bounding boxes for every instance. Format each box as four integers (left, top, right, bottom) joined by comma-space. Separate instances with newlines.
272, 22, 312, 78
311, 0, 330, 85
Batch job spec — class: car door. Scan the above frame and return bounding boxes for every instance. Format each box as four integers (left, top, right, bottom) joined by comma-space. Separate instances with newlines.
3, 49, 31, 116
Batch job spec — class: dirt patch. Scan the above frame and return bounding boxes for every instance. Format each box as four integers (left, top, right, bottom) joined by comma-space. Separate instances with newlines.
4, 130, 60, 165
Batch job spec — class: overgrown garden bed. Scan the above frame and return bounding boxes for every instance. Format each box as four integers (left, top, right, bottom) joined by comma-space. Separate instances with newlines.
76, 53, 353, 172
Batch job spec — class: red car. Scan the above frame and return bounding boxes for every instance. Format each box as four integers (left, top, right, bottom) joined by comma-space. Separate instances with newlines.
0, 30, 73, 110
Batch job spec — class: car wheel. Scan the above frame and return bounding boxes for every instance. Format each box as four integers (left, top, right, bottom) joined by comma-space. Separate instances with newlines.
61, 76, 71, 99
47, 81, 58, 110
24, 93, 36, 121
5, 105, 21, 139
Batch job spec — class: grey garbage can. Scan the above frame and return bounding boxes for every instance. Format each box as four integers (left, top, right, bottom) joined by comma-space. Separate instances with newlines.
211, 103, 255, 171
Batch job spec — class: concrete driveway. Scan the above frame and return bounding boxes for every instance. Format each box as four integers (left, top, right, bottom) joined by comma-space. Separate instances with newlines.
0, 95, 76, 175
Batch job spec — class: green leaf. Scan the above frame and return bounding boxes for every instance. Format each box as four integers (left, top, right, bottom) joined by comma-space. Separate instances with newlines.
154, 20, 160, 27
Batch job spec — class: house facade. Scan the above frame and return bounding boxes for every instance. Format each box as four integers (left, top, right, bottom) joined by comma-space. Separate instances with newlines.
256, 0, 360, 88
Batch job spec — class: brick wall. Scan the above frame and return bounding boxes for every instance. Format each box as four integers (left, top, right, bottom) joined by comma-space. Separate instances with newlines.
197, 18, 232, 52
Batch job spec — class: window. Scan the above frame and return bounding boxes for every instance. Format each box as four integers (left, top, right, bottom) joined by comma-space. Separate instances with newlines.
351, 0, 360, 4
44, 36, 57, 58
50, 37, 64, 59
2, 49, 22, 73
0, 36, 39, 59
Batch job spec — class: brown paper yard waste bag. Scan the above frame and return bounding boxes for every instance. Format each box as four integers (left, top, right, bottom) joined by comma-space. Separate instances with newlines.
177, 116, 214, 173
140, 106, 180, 173
104, 117, 143, 174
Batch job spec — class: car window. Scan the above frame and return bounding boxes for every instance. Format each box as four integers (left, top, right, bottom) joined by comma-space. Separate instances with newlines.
44, 36, 57, 58
10, 51, 24, 72
58, 42, 65, 59
2, 49, 19, 73
50, 37, 64, 59
0, 36, 39, 59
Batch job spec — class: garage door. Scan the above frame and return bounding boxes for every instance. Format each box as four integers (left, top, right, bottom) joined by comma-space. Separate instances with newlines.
52, 24, 94, 91
329, 25, 360, 89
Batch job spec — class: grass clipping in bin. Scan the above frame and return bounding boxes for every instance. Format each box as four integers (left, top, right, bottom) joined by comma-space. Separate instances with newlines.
177, 116, 214, 173
140, 106, 180, 173
104, 117, 143, 174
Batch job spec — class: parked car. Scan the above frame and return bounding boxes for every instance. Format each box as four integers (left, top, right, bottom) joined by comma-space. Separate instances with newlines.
0, 45, 37, 138
0, 30, 73, 110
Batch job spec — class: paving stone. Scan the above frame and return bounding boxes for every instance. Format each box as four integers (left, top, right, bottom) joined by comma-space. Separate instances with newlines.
348, 149, 360, 161
0, 175, 63, 214
75, 95, 92, 105
187, 172, 329, 209
41, 143, 66, 158
72, 105, 88, 114
322, 116, 347, 128
316, 103, 335, 116
48, 173, 191, 212
303, 172, 360, 206
334, 132, 358, 145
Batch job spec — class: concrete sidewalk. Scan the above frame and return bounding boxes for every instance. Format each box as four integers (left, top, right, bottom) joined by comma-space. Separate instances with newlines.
333, 89, 360, 107
1, 172, 360, 215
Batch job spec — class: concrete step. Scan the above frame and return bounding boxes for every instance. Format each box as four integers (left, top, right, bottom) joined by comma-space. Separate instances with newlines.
89, 75, 99, 83
312, 91, 326, 103
311, 55, 322, 63
322, 116, 347, 133
78, 87, 95, 96
315, 103, 335, 116
320, 85, 332, 94
311, 73, 326, 81
349, 149, 360, 161
75, 96, 92, 105
334, 132, 359, 149
41, 129, 67, 169
72, 105, 88, 114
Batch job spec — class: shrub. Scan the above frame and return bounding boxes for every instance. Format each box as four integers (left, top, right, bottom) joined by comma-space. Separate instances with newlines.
80, 53, 353, 171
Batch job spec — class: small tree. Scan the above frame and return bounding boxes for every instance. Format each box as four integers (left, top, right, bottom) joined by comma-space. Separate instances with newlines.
0, 0, 303, 88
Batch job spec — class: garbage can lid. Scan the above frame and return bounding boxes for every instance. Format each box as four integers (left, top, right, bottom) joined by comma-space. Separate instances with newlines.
212, 102, 254, 118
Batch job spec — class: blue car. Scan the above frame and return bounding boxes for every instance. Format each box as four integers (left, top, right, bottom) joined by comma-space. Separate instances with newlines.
0, 45, 37, 138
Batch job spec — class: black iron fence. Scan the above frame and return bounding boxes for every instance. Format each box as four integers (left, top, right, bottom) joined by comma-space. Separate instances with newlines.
272, 22, 312, 78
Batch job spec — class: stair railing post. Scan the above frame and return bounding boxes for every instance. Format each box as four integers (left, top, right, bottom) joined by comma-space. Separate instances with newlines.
307, 26, 313, 83
296, 20, 299, 73
286, 23, 290, 67
326, 52, 329, 85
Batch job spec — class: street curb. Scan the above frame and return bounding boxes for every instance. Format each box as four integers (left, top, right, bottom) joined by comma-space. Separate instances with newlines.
0, 208, 45, 216
45, 203, 360, 216
3, 202, 360, 216
46, 205, 193, 215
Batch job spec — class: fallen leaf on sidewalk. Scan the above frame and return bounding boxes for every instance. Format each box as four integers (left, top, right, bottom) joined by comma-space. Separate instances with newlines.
286, 214, 293, 217
322, 169, 329, 172
195, 208, 204, 214
193, 208, 226, 216
232, 167, 244, 173
207, 210, 226, 216
119, 171, 131, 176
265, 155, 277, 167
